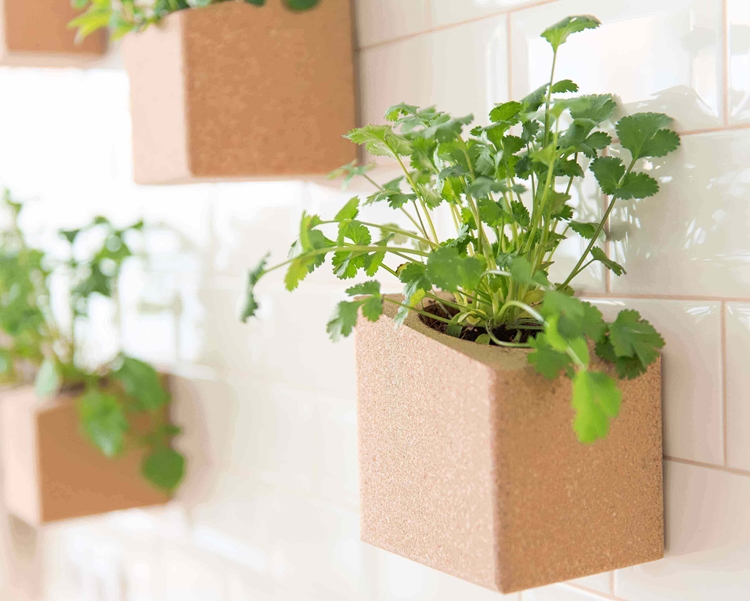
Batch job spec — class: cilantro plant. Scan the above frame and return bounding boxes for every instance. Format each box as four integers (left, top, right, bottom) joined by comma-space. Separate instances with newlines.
0, 198, 185, 493
240, 15, 678, 443
70, 0, 321, 40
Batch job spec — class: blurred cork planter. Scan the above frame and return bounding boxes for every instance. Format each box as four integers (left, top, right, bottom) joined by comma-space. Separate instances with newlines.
356, 301, 664, 594
0, 386, 169, 525
121, 0, 356, 184
0, 0, 105, 67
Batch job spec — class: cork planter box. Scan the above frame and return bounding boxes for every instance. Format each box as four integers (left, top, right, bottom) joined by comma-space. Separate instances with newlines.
356, 300, 664, 594
0, 386, 169, 525
0, 0, 106, 67
121, 0, 356, 184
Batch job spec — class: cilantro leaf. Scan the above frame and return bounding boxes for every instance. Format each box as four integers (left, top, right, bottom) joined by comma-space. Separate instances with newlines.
489, 101, 523, 123
569, 221, 600, 239
568, 94, 617, 123
528, 334, 574, 379
595, 336, 648, 380
616, 112, 680, 161
35, 358, 61, 397
590, 156, 625, 194
239, 253, 268, 321
614, 171, 659, 200
591, 247, 625, 276
608, 309, 664, 366
346, 124, 412, 157
426, 247, 483, 293
550, 79, 579, 93
541, 15, 600, 51
335, 197, 360, 221
572, 370, 622, 443
326, 301, 362, 341
346, 281, 380, 296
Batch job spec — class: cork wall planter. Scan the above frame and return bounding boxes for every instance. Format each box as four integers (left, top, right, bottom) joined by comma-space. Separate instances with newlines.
0, 386, 169, 525
356, 299, 664, 594
121, 0, 356, 184
0, 0, 105, 67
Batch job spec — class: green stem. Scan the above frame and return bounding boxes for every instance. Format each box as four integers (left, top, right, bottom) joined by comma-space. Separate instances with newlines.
383, 297, 453, 325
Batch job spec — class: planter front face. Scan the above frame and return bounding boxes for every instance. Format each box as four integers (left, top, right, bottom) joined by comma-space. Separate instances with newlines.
1, 0, 106, 66
356, 302, 664, 593
0, 387, 169, 525
123, 1, 356, 184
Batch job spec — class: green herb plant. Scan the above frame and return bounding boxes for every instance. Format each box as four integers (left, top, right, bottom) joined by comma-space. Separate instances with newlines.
240, 15, 679, 443
70, 0, 321, 40
0, 197, 185, 493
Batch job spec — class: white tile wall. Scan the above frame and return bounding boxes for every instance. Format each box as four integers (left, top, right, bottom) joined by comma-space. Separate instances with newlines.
1, 0, 749, 600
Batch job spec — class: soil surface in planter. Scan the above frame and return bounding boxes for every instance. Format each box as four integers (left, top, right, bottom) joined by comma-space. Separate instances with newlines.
420, 301, 537, 345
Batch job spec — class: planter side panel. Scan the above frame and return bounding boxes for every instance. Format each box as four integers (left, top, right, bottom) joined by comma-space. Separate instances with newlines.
493, 360, 664, 592
3, 0, 105, 56
123, 17, 190, 185
357, 312, 498, 590
37, 396, 170, 523
182, 0, 356, 178
0, 388, 41, 525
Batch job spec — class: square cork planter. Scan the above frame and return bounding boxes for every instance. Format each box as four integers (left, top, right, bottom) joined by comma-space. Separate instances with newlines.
356, 299, 664, 593
121, 0, 356, 184
0, 386, 169, 525
0, 0, 106, 67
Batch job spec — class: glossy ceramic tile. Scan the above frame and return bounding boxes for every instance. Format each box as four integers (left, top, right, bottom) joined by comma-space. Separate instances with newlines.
588, 299, 723, 465
511, 0, 723, 131
375, 551, 520, 600
724, 304, 750, 471
615, 460, 750, 600
524, 584, 610, 600
430, 16, 509, 126
431, 0, 554, 28
355, 0, 430, 48
360, 35, 434, 128
728, 0, 750, 124
569, 572, 612, 595
610, 131, 750, 298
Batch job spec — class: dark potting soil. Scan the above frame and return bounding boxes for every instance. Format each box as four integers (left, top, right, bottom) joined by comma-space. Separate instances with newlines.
419, 301, 538, 345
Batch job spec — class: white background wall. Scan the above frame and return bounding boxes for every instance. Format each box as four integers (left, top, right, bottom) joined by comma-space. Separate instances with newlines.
0, 0, 748, 599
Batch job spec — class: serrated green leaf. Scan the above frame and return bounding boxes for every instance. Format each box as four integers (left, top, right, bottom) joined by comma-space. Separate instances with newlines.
590, 156, 625, 194
239, 253, 268, 321
528, 334, 574, 379
550, 79, 579, 93
489, 101, 523, 123
591, 247, 626, 276
541, 15, 600, 51
569, 221, 599, 239
614, 171, 659, 200
426, 247, 483, 293
335, 197, 360, 221
326, 301, 362, 341
568, 94, 617, 123
608, 309, 664, 367
616, 112, 679, 161
572, 370, 622, 443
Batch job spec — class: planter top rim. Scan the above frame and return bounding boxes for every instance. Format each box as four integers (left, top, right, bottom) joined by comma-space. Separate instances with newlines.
375, 294, 533, 372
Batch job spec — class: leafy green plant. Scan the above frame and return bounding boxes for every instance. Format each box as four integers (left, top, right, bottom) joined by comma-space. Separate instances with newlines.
0, 196, 185, 493
70, 0, 321, 40
240, 15, 679, 443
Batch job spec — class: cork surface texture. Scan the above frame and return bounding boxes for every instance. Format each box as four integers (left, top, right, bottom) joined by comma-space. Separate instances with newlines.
356, 297, 664, 593
0, 386, 169, 525
2, 0, 105, 60
123, 0, 356, 184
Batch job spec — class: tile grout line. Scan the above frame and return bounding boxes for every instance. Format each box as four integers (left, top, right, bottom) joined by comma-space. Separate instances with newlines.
722, 0, 730, 127
665, 455, 750, 478
722, 300, 729, 466
680, 122, 750, 136
565, 582, 626, 600
507, 12, 513, 100
582, 292, 748, 303
356, 0, 560, 51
